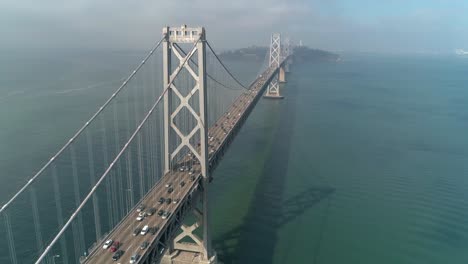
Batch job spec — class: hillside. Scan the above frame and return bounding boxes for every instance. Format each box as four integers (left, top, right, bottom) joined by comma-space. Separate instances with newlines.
219, 46, 339, 62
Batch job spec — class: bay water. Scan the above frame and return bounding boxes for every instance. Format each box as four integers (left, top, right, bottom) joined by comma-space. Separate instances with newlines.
1, 50, 468, 263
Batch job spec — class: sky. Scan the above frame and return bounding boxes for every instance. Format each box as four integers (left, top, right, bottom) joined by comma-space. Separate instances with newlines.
1, 0, 468, 53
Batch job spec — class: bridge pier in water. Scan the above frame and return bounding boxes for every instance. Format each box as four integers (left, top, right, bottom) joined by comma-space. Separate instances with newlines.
279, 66, 286, 83
160, 195, 217, 264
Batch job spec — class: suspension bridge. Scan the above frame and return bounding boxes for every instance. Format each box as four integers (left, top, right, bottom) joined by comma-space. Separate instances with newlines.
0, 25, 293, 264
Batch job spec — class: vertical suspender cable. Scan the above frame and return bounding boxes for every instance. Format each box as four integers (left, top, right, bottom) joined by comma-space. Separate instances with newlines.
51, 165, 69, 264
30, 187, 44, 257
112, 101, 122, 221
142, 64, 150, 190
70, 144, 86, 257
125, 85, 134, 212
101, 114, 114, 228
135, 78, 145, 200
86, 129, 101, 241
4, 211, 18, 264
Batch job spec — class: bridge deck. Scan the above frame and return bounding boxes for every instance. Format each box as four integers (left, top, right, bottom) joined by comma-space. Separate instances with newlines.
83, 66, 277, 264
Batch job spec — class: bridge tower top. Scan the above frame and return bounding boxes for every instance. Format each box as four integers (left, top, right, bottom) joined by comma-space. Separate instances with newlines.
163, 25, 205, 43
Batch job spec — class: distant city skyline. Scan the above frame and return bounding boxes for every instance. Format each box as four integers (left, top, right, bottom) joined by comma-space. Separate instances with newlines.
1, 0, 468, 54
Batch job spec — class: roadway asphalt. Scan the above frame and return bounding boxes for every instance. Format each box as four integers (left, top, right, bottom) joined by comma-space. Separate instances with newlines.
83, 67, 274, 264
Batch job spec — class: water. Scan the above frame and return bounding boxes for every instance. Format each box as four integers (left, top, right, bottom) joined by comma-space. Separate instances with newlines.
2, 51, 468, 264
209, 54, 468, 264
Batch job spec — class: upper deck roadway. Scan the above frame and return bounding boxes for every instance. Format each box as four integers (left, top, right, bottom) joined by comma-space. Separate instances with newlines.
83, 63, 281, 264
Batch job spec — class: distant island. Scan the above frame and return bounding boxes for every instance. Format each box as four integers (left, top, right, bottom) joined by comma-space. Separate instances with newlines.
219, 46, 340, 63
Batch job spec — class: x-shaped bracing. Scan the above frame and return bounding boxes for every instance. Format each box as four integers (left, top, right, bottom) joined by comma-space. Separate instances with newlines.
169, 43, 204, 163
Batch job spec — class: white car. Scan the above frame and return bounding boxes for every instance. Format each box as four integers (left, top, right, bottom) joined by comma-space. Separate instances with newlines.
102, 239, 113, 249
162, 211, 170, 220
140, 225, 149, 235
136, 215, 144, 221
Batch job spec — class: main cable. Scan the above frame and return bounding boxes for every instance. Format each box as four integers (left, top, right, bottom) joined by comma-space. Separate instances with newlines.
0, 35, 166, 215
34, 37, 202, 264
206, 41, 249, 90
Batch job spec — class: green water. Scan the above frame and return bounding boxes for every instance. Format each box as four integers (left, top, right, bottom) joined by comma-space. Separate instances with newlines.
2, 51, 468, 264
210, 54, 468, 264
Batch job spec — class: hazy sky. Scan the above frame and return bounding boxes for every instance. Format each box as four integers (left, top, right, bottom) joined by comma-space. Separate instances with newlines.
1, 0, 468, 53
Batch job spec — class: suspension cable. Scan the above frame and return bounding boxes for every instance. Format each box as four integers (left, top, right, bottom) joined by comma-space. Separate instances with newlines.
35, 37, 201, 264
206, 41, 249, 90
173, 42, 249, 91
0, 35, 166, 215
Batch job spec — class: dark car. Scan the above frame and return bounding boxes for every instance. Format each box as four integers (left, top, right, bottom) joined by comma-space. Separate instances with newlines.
190, 175, 196, 182
149, 226, 157, 235
147, 208, 156, 216
112, 250, 124, 261
179, 181, 185, 187
158, 197, 165, 204
157, 210, 164, 216
140, 241, 149, 250
166, 198, 172, 204
133, 228, 141, 236
137, 204, 145, 212
168, 187, 174, 194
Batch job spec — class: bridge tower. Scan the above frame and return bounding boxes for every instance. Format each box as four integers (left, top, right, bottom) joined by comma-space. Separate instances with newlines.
161, 25, 217, 264
264, 33, 285, 99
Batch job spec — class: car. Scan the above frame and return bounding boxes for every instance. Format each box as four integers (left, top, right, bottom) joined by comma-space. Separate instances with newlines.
147, 208, 156, 216
165, 183, 172, 188
136, 215, 144, 221
140, 225, 149, 235
162, 211, 170, 220
110, 241, 120, 253
188, 170, 194, 175
173, 198, 180, 204
138, 211, 146, 217
190, 175, 196, 182
102, 239, 113, 249
180, 181, 185, 187
158, 197, 165, 204
157, 210, 164, 216
133, 228, 141, 236
137, 204, 145, 212
150, 226, 159, 235
168, 187, 174, 194
112, 250, 124, 261
166, 198, 172, 204
129, 254, 141, 263
140, 241, 149, 250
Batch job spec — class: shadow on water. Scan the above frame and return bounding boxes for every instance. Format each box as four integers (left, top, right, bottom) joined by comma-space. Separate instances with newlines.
213, 82, 335, 264
214, 186, 334, 264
